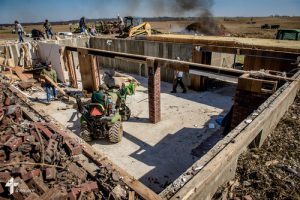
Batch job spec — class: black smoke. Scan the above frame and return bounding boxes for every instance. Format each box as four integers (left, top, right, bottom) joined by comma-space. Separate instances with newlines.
127, 0, 221, 35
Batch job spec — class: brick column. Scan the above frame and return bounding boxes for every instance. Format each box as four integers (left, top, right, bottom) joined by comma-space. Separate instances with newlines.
147, 58, 161, 123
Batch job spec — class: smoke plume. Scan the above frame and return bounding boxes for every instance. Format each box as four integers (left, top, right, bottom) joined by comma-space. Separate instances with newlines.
127, 0, 221, 35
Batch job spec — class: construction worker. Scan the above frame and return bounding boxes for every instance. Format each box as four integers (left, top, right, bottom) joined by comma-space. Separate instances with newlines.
44, 19, 54, 39
14, 20, 24, 43
171, 69, 187, 93
90, 25, 97, 36
117, 15, 125, 35
79, 16, 87, 34
41, 64, 58, 104
69, 23, 72, 32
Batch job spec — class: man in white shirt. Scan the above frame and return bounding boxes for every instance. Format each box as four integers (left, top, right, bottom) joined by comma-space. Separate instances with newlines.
117, 15, 125, 35
171, 70, 187, 93
14, 20, 24, 43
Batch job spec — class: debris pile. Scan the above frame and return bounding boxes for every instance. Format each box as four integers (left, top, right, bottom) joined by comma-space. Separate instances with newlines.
213, 94, 300, 200
0, 83, 132, 199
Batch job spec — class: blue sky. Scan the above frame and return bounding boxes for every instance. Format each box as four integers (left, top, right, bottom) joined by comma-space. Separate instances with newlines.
0, 0, 299, 23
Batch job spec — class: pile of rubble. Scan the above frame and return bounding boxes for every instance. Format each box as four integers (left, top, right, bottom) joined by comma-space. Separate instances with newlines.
0, 82, 131, 199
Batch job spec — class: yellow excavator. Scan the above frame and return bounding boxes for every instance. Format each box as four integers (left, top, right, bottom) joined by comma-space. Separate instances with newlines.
118, 16, 161, 38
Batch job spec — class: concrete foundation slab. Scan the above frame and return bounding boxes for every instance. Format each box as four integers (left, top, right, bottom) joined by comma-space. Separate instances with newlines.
28, 74, 234, 193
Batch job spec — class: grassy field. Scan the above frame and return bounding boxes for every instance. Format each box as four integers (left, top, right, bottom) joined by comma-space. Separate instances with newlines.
1, 17, 300, 40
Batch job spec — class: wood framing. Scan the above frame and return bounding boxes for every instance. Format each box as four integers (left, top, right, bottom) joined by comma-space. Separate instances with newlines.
64, 50, 78, 88
160, 72, 300, 200
78, 49, 100, 92
146, 35, 300, 53
191, 49, 212, 91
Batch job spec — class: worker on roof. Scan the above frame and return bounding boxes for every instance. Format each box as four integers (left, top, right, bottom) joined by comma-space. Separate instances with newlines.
14, 20, 24, 43
90, 25, 97, 36
41, 64, 58, 105
79, 16, 87, 34
44, 19, 54, 39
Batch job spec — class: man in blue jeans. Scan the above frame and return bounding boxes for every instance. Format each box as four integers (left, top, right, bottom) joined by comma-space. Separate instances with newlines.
14, 20, 24, 43
41, 64, 57, 104
79, 16, 87, 34
43, 19, 53, 39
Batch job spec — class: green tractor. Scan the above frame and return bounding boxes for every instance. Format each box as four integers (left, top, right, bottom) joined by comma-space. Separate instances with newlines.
76, 82, 135, 143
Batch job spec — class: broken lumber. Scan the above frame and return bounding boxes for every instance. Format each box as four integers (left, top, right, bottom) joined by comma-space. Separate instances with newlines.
13, 66, 28, 82
43, 75, 68, 97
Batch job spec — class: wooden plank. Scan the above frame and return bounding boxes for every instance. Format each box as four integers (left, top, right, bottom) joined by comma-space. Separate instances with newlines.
65, 50, 78, 88
13, 66, 28, 82
43, 75, 67, 97
195, 44, 300, 59
66, 46, 245, 78
147, 34, 300, 53
78, 49, 94, 92
90, 55, 100, 91
168, 72, 300, 200
129, 191, 135, 200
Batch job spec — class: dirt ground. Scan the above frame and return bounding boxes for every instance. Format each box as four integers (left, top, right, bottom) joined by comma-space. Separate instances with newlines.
1, 17, 300, 40
213, 94, 300, 200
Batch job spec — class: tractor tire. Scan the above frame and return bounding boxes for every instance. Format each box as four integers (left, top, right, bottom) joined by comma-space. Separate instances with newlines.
121, 106, 131, 121
80, 124, 93, 142
108, 121, 123, 143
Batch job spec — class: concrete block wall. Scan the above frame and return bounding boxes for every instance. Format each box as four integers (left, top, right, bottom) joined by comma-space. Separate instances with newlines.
37, 38, 89, 82
0, 42, 38, 67
90, 37, 194, 86
89, 37, 235, 90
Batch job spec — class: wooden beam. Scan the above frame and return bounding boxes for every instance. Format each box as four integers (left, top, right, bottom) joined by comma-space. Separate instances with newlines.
90, 55, 100, 91
129, 191, 135, 200
65, 50, 78, 88
78, 49, 94, 92
146, 34, 300, 53
194, 45, 300, 60
43, 75, 67, 97
65, 46, 245, 78
13, 66, 28, 82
